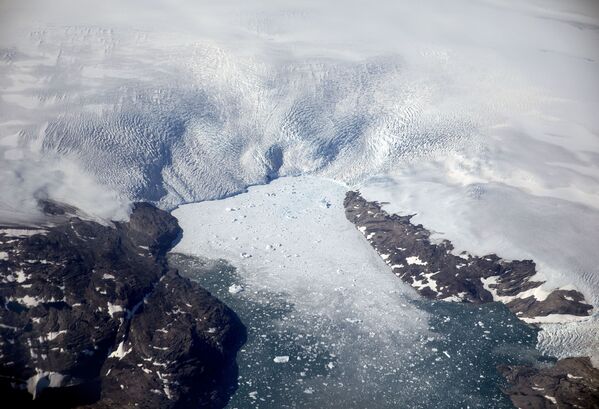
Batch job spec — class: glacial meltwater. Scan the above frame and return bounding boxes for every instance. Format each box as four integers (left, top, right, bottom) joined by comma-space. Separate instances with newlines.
169, 253, 548, 409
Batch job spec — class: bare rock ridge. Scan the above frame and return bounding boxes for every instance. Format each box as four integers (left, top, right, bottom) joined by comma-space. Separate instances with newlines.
343, 191, 592, 319
499, 357, 599, 409
344, 191, 599, 408
0, 201, 246, 408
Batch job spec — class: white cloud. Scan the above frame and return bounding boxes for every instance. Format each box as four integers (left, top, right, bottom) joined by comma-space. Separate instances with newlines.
0, 146, 130, 224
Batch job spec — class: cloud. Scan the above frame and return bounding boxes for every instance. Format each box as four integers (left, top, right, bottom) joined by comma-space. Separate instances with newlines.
0, 146, 131, 225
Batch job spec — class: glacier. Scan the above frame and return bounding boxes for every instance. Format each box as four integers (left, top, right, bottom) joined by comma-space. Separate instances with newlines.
3, 0, 597, 217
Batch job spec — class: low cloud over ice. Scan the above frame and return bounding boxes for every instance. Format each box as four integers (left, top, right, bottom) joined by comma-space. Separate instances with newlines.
0, 146, 131, 225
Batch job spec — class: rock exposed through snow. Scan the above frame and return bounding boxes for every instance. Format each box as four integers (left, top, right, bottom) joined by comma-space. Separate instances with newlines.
343, 191, 592, 320
0, 200, 246, 408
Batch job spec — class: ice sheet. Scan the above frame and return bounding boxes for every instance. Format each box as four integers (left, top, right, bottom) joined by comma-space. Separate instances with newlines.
1, 0, 597, 225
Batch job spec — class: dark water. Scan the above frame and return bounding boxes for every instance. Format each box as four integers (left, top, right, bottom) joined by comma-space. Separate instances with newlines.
170, 253, 549, 409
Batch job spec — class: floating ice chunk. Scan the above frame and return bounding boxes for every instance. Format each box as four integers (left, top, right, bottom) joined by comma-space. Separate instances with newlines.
102, 273, 115, 280
273, 356, 290, 363
228, 284, 244, 294
249, 391, 258, 399
0, 251, 8, 260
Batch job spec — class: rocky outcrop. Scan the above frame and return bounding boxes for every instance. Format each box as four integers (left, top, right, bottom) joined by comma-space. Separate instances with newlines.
0, 201, 246, 408
343, 191, 592, 320
499, 357, 599, 408
344, 191, 599, 408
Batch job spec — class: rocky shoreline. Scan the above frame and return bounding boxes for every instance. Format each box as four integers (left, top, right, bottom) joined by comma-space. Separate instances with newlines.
0, 201, 246, 408
500, 357, 599, 408
343, 191, 591, 319
344, 191, 598, 408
